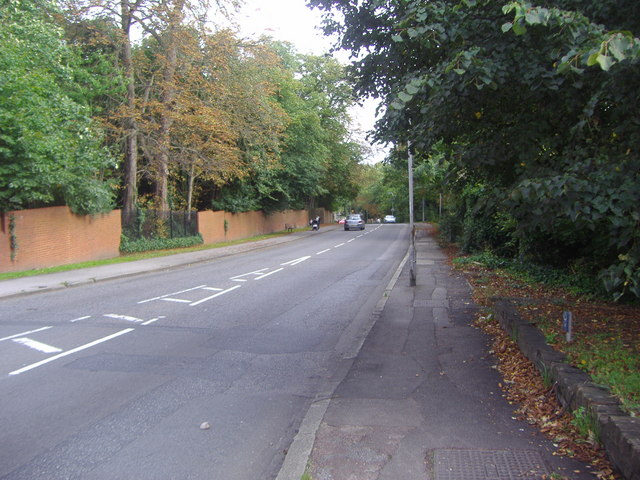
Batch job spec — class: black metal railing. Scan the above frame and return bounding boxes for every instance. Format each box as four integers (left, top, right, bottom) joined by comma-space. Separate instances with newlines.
121, 209, 198, 240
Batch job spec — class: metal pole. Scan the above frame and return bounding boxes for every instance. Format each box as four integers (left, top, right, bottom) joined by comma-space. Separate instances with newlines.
408, 142, 416, 286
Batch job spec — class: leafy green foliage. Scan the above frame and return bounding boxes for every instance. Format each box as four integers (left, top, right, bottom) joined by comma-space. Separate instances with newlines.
119, 233, 203, 254
0, 0, 116, 214
453, 251, 600, 297
503, 1, 640, 72
566, 337, 640, 416
210, 43, 362, 213
311, 0, 640, 300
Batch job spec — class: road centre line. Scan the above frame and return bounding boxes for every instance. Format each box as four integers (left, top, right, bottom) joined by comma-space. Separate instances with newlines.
231, 269, 269, 282
334, 243, 345, 248
138, 285, 207, 304
0, 326, 52, 343
104, 314, 144, 323
190, 285, 241, 306
12, 338, 62, 354
254, 268, 284, 280
347, 238, 355, 243
281, 256, 311, 266
70, 316, 91, 323
141, 316, 164, 326
316, 249, 331, 255
9, 328, 135, 376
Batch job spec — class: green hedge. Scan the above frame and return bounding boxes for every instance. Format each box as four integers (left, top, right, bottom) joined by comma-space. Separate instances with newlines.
120, 234, 203, 254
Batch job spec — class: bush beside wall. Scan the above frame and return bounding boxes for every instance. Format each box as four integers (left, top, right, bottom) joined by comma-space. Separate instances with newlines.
1, 207, 313, 273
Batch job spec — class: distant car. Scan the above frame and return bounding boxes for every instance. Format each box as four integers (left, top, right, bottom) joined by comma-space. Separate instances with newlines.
384, 215, 396, 223
344, 214, 365, 231
338, 218, 346, 224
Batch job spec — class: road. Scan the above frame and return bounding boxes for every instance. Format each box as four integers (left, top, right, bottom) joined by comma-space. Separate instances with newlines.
0, 224, 409, 480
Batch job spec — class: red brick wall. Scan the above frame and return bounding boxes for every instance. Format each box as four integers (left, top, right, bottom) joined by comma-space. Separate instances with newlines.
0, 207, 121, 273
1, 207, 325, 273
198, 209, 310, 244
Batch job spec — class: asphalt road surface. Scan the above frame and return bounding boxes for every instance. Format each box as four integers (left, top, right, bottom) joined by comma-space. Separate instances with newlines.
0, 224, 409, 480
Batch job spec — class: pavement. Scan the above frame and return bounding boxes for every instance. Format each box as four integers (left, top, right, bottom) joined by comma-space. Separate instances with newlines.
0, 229, 315, 299
1, 224, 596, 479
281, 224, 596, 480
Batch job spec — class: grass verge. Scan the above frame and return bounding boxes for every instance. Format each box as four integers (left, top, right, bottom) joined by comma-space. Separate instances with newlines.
450, 250, 640, 417
0, 230, 297, 281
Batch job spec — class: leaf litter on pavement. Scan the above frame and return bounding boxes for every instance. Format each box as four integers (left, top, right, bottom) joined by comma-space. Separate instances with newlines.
440, 240, 639, 480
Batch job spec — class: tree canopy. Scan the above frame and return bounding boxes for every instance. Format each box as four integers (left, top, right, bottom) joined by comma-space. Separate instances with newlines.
0, 0, 365, 220
310, 0, 640, 299
0, 0, 116, 214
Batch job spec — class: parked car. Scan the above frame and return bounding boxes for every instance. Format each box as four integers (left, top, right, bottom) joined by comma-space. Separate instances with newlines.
344, 214, 365, 231
383, 215, 396, 223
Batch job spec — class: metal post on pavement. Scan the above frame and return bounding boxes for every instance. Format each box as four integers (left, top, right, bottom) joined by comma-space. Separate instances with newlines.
408, 142, 416, 287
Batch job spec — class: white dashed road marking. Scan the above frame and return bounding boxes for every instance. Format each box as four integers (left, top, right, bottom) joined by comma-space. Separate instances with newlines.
103, 314, 145, 323
189, 285, 242, 306
138, 285, 207, 304
281, 256, 311, 266
12, 338, 62, 354
0, 327, 52, 342
9, 328, 135, 376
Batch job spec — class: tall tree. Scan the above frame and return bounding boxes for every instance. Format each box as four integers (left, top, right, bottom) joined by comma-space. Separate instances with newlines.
310, 0, 640, 299
0, 0, 115, 214
61, 0, 151, 218
61, 0, 240, 214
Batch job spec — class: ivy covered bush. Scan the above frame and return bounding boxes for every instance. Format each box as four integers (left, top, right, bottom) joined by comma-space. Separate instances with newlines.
119, 234, 203, 254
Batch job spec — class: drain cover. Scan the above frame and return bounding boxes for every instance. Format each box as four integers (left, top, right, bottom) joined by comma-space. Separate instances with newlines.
433, 449, 549, 480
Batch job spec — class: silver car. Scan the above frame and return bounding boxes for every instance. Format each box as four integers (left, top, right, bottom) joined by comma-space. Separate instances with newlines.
344, 214, 365, 231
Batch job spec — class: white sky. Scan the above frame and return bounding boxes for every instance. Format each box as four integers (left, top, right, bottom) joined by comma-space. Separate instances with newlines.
232, 0, 388, 163
235, 0, 333, 54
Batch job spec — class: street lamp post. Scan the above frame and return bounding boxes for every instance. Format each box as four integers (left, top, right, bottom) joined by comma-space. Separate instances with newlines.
408, 142, 416, 286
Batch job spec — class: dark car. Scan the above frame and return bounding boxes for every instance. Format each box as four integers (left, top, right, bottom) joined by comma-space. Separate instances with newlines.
344, 214, 365, 231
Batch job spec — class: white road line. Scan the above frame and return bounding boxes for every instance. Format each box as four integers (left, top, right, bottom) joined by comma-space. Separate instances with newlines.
316, 249, 331, 255
334, 243, 345, 248
70, 316, 91, 323
347, 238, 355, 243
202, 287, 224, 291
357, 235, 363, 238
9, 328, 134, 376
0, 327, 52, 342
281, 256, 311, 266
104, 314, 144, 323
138, 285, 207, 304
161, 298, 192, 303
190, 285, 242, 306
142, 316, 164, 326
255, 268, 284, 280
12, 338, 62, 354
231, 269, 268, 282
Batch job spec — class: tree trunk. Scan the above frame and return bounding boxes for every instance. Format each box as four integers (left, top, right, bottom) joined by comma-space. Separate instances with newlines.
120, 1, 138, 219
120, 1, 138, 217
187, 163, 195, 220
154, 0, 185, 212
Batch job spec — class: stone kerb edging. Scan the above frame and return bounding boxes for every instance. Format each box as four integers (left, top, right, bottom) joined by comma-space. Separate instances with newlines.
492, 298, 640, 480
